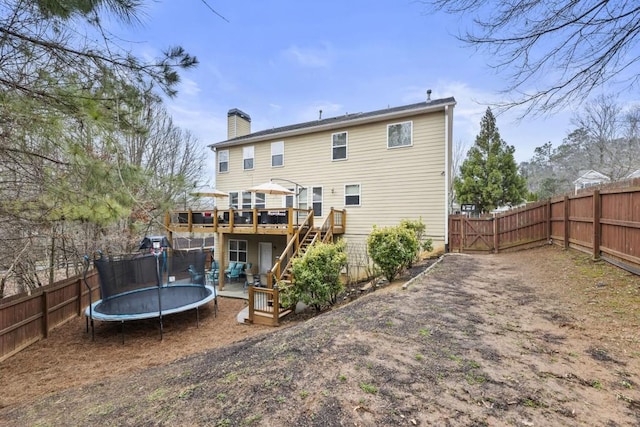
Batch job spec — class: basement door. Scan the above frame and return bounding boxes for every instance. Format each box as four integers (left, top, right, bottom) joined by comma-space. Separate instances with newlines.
258, 242, 272, 276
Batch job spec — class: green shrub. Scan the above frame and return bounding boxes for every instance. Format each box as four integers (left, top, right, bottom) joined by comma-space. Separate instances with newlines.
290, 240, 347, 312
400, 218, 433, 262
367, 225, 418, 282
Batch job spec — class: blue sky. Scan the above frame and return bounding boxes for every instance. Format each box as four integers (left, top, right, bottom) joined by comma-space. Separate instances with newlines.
114, 0, 581, 172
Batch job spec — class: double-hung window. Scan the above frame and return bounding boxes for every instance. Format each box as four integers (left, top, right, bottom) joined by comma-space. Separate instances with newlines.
332, 132, 347, 161
271, 141, 284, 167
218, 150, 229, 173
229, 239, 247, 263
243, 146, 254, 170
387, 121, 412, 148
345, 184, 361, 206
229, 192, 239, 209
255, 192, 266, 209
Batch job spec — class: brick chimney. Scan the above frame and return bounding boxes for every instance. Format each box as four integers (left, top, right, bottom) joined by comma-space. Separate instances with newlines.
227, 108, 251, 139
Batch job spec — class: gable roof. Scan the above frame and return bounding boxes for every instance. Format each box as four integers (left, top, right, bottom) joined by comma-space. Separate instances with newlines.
573, 170, 610, 184
210, 97, 456, 148
626, 169, 640, 179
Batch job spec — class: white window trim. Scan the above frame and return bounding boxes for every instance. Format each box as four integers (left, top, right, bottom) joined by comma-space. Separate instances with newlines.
312, 186, 323, 217
228, 239, 248, 263
271, 141, 284, 168
344, 183, 361, 207
331, 131, 348, 161
243, 146, 255, 170
218, 149, 229, 173
387, 121, 413, 149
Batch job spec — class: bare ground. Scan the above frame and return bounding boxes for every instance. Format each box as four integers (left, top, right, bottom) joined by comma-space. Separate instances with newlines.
1, 245, 640, 426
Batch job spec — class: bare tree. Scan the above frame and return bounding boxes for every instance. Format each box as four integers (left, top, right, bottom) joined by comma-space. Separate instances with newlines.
449, 138, 468, 212
424, 0, 640, 114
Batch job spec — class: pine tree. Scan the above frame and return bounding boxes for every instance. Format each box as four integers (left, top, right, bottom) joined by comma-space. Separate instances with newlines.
454, 108, 527, 213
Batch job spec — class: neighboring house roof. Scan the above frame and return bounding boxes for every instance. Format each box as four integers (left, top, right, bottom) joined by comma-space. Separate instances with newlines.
573, 170, 610, 185
210, 97, 456, 148
626, 169, 640, 179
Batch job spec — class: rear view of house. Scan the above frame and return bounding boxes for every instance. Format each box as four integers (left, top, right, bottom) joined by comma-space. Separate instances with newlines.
205, 95, 455, 284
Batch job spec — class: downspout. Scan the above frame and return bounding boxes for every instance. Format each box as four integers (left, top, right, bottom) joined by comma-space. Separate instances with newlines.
444, 105, 450, 252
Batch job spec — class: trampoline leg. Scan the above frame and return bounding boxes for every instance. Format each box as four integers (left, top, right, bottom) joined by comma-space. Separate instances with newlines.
121, 321, 125, 345
91, 319, 95, 342
85, 316, 88, 333
159, 315, 164, 341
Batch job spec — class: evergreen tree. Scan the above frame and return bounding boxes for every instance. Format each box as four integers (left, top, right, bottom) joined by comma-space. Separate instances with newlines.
454, 108, 527, 213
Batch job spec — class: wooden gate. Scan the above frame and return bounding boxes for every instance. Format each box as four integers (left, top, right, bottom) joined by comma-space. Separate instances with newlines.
449, 215, 494, 253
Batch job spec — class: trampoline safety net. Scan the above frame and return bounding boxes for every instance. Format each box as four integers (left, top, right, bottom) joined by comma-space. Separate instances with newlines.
94, 250, 207, 301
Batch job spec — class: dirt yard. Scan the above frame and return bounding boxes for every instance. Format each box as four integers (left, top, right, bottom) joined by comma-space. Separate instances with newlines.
1, 245, 640, 426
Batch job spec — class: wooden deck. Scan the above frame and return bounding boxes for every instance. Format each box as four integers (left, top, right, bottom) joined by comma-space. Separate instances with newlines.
165, 207, 345, 236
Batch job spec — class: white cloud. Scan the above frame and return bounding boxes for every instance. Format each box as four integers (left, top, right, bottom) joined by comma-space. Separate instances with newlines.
283, 43, 333, 68
178, 77, 201, 97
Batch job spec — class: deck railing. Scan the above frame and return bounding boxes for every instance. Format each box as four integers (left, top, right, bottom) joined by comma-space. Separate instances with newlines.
165, 207, 315, 234
247, 286, 293, 326
268, 210, 314, 288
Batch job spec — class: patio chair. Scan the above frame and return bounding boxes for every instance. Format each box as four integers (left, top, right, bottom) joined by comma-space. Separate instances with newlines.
224, 261, 237, 275
226, 262, 244, 282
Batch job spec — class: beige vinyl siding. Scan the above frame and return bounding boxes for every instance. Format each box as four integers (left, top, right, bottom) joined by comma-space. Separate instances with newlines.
216, 109, 449, 253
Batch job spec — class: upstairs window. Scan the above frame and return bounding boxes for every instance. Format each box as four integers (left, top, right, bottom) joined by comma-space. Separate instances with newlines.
332, 132, 347, 160
218, 150, 229, 173
271, 141, 284, 167
345, 184, 361, 206
243, 146, 254, 170
387, 121, 412, 148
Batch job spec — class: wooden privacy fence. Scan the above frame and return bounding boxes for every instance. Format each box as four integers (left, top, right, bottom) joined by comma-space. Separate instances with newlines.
0, 270, 100, 362
449, 187, 640, 275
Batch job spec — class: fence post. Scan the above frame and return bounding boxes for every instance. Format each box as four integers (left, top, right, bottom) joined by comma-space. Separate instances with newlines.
460, 216, 466, 253
592, 190, 601, 260
248, 286, 254, 324
546, 200, 551, 242
563, 196, 569, 250
43, 290, 50, 338
493, 216, 499, 254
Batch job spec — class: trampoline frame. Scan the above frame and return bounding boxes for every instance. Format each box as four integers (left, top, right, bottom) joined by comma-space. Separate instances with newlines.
83, 248, 217, 342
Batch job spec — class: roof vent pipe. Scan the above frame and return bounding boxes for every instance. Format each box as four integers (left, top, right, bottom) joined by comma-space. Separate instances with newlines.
319, 109, 323, 120
426, 89, 432, 101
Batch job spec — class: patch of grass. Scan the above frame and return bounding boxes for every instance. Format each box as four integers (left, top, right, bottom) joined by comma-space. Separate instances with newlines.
178, 384, 200, 399
300, 390, 309, 399
321, 390, 330, 397
89, 403, 115, 416
621, 380, 633, 389
221, 372, 239, 384
216, 393, 227, 401
359, 382, 378, 394
465, 373, 487, 385
338, 374, 347, 382
592, 380, 603, 389
243, 414, 263, 425
415, 354, 424, 361
216, 419, 231, 427
449, 354, 463, 364
147, 388, 168, 401
467, 360, 481, 369
276, 395, 286, 403
419, 328, 431, 337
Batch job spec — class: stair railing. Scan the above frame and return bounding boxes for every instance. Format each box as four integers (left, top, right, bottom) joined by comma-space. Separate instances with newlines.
268, 209, 314, 287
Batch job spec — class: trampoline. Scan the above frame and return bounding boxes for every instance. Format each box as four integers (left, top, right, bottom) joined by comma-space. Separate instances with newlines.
84, 237, 217, 341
